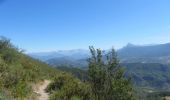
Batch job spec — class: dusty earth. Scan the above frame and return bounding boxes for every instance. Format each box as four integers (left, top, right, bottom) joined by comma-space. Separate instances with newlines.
33, 80, 51, 100
166, 96, 170, 100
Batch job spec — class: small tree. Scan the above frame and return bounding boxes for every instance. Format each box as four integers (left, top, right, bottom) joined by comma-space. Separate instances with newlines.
88, 46, 135, 100
0, 36, 18, 63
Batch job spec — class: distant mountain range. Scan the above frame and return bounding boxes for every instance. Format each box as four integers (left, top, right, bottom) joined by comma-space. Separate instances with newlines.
123, 63, 170, 90
57, 63, 170, 90
119, 43, 170, 58
118, 43, 170, 64
28, 43, 170, 90
28, 43, 170, 67
29, 49, 89, 60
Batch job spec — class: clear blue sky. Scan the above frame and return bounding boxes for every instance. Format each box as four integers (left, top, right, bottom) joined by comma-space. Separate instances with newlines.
0, 0, 170, 52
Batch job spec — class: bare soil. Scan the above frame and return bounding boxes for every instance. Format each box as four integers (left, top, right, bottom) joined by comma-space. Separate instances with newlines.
33, 80, 51, 100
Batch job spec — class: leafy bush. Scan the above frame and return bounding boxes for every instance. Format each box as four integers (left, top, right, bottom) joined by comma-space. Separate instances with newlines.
88, 47, 135, 100
0, 90, 14, 100
47, 73, 91, 100
48, 47, 135, 100
0, 37, 60, 99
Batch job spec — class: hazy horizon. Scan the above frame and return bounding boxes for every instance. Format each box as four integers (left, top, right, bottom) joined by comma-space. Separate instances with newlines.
26, 42, 170, 54
0, 0, 170, 52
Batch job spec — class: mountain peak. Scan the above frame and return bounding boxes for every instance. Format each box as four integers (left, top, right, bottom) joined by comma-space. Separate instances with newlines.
126, 43, 135, 47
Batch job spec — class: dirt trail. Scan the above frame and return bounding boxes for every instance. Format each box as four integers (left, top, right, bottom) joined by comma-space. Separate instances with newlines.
33, 80, 51, 100
166, 96, 170, 100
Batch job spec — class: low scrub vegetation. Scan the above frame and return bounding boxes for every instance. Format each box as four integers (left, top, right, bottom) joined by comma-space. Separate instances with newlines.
0, 37, 60, 99
47, 73, 91, 100
48, 46, 135, 100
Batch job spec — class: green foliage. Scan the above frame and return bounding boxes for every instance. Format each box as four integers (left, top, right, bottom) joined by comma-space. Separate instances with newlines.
56, 66, 89, 81
0, 37, 60, 99
88, 46, 135, 100
123, 63, 170, 89
0, 36, 19, 63
11, 81, 31, 99
0, 90, 14, 100
70, 96, 81, 100
47, 73, 91, 100
49, 47, 135, 100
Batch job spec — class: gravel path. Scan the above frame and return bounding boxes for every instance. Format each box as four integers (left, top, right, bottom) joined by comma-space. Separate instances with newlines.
34, 80, 51, 100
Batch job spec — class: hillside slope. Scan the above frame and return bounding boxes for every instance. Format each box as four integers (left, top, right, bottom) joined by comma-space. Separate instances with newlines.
56, 63, 170, 90
118, 43, 170, 58
0, 37, 60, 99
118, 43, 170, 63
123, 63, 170, 90
30, 43, 170, 66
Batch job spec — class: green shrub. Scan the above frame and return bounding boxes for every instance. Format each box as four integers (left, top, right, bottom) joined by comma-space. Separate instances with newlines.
0, 37, 60, 99
47, 73, 91, 100
70, 96, 81, 100
0, 90, 14, 100
12, 81, 31, 98
88, 47, 135, 100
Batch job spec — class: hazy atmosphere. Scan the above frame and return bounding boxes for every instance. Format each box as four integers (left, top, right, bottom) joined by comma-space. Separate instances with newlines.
0, 0, 170, 52
1, 1, 170, 100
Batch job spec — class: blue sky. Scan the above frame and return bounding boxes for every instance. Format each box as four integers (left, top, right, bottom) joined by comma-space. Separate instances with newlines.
0, 0, 170, 52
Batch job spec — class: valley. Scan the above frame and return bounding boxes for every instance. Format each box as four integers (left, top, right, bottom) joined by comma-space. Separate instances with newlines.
29, 43, 170, 100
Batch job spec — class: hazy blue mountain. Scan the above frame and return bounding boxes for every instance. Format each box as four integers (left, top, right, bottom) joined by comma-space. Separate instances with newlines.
47, 57, 88, 68
29, 43, 170, 66
118, 43, 170, 58
56, 49, 89, 58
28, 43, 170, 90
29, 49, 90, 61
29, 52, 65, 61
117, 43, 170, 64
